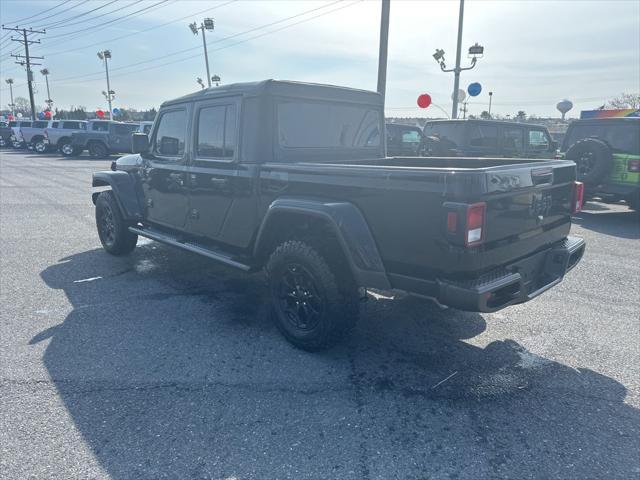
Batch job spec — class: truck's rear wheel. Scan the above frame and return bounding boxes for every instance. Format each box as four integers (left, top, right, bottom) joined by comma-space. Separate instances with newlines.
95, 191, 138, 255
266, 240, 359, 351
89, 142, 108, 158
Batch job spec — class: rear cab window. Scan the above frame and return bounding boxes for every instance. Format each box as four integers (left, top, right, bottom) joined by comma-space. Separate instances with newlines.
276, 99, 381, 161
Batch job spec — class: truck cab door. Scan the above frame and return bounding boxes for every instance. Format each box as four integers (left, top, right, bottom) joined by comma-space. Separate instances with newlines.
184, 99, 240, 241
139, 107, 191, 231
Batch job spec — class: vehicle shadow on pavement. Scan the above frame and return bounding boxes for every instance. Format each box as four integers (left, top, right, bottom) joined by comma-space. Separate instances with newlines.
36, 244, 640, 479
573, 207, 640, 239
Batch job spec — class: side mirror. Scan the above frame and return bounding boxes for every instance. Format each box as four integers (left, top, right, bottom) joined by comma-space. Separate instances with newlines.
131, 133, 149, 154
550, 140, 559, 151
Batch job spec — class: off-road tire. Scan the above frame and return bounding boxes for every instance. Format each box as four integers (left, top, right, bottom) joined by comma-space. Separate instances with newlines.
266, 240, 359, 351
88, 141, 109, 158
565, 138, 613, 185
95, 191, 138, 255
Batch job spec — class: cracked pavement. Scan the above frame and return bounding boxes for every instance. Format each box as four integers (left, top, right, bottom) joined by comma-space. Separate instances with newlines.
1, 150, 639, 479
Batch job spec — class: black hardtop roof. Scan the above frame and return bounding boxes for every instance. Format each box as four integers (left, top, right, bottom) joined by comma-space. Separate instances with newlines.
161, 79, 382, 107
424, 119, 548, 128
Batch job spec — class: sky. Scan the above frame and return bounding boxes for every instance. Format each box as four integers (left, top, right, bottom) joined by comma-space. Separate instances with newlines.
0, 0, 638, 119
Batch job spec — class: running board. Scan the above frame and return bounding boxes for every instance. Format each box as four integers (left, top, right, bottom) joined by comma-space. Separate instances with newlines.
128, 226, 252, 272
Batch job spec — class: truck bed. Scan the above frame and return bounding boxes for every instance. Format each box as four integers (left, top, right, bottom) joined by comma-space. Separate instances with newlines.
260, 156, 577, 283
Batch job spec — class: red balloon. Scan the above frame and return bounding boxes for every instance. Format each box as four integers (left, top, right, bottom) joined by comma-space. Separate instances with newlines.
96, 110, 105, 118
417, 94, 432, 109
8, 114, 14, 121
44, 111, 52, 119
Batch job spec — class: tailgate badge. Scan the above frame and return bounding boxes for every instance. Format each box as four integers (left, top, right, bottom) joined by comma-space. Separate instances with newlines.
529, 193, 552, 222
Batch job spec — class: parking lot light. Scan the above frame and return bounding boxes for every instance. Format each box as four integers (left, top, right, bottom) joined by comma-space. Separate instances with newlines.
188, 19, 215, 88
97, 50, 114, 120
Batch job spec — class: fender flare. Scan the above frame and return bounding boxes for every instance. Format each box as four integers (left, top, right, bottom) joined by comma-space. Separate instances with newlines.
254, 197, 391, 290
92, 171, 143, 222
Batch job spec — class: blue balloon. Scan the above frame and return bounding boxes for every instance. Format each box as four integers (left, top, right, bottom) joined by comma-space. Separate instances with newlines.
113, 108, 121, 115
467, 82, 482, 97
38, 111, 45, 119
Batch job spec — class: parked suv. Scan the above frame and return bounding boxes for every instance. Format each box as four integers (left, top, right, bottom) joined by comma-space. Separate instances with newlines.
562, 117, 640, 210
43, 120, 88, 156
91, 80, 584, 351
423, 119, 557, 159
71, 120, 140, 158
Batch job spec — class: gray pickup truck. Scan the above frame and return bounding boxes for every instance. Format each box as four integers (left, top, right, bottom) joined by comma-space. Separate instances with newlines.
20, 120, 56, 153
71, 120, 140, 158
43, 120, 88, 156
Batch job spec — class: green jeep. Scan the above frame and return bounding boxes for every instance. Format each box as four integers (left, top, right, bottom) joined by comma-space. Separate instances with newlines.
562, 118, 640, 210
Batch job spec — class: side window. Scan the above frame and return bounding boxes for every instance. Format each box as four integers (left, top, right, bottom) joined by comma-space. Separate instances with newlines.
528, 129, 550, 151
196, 104, 236, 159
21, 121, 32, 127
468, 125, 498, 148
52, 121, 59, 128
63, 121, 79, 130
402, 130, 421, 144
143, 124, 152, 134
113, 124, 130, 135
502, 127, 524, 153
154, 109, 187, 157
92, 122, 109, 132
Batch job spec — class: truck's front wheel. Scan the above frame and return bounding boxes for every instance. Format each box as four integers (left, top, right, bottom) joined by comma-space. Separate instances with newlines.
88, 142, 109, 158
95, 191, 138, 255
266, 240, 359, 351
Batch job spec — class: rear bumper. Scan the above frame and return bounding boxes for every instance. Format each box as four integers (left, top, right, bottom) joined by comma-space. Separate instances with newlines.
390, 236, 585, 313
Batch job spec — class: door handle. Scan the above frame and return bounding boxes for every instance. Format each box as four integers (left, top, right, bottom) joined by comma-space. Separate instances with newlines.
210, 177, 229, 187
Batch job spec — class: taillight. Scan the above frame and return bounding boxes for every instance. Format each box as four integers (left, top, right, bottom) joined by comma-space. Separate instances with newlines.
628, 159, 640, 173
572, 181, 584, 214
465, 203, 486, 246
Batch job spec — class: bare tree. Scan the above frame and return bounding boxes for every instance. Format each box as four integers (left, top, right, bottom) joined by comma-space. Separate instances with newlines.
480, 110, 491, 119
607, 93, 640, 110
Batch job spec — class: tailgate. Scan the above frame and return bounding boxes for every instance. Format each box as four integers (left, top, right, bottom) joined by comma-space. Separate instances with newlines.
482, 161, 576, 247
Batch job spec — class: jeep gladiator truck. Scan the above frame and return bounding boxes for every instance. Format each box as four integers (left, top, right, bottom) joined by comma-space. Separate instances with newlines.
43, 120, 88, 156
71, 120, 140, 158
20, 120, 56, 152
92, 80, 585, 351
0, 122, 12, 148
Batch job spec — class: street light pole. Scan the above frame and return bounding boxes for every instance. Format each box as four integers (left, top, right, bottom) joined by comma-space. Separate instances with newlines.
376, 0, 390, 104
98, 50, 114, 120
40, 69, 53, 110
451, 0, 465, 119
201, 26, 212, 88
5, 79, 15, 117
189, 19, 215, 88
488, 91, 493, 117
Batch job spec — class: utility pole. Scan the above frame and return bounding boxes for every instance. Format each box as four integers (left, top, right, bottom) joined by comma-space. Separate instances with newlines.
376, 0, 390, 104
451, 0, 465, 119
189, 19, 215, 88
2, 26, 46, 120
5, 79, 15, 117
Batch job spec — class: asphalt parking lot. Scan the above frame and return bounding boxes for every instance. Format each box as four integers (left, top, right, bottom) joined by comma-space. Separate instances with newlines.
1, 149, 639, 479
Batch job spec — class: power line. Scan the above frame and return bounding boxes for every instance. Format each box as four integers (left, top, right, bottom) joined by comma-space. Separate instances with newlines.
1, 0, 74, 26
44, 0, 171, 42
35, 0, 127, 30
39, 0, 238, 57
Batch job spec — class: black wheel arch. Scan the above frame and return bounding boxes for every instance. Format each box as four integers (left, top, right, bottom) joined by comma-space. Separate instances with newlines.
92, 171, 144, 223
254, 198, 391, 290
